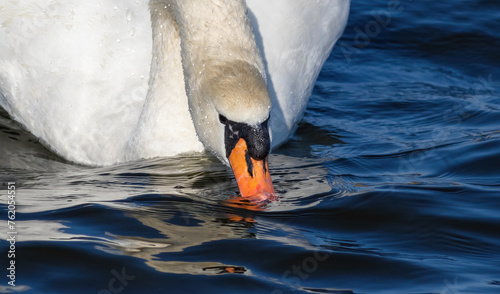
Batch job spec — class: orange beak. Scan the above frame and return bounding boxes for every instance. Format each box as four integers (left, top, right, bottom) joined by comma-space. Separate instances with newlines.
228, 138, 275, 201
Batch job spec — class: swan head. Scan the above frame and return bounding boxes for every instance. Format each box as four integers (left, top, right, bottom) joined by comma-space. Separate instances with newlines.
164, 0, 276, 200
190, 60, 275, 200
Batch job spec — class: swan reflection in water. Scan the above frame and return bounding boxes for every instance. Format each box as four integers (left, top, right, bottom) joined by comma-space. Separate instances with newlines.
4, 149, 334, 276
1, 107, 338, 276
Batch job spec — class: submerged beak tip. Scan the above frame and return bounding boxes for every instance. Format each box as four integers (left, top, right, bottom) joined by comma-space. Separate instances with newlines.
228, 138, 276, 202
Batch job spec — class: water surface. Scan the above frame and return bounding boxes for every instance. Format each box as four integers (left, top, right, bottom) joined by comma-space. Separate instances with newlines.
1, 0, 500, 293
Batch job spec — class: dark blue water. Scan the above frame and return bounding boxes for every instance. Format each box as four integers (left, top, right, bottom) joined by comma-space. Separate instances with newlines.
1, 0, 500, 293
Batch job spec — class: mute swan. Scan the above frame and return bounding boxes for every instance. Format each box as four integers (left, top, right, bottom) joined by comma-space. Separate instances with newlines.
0, 0, 349, 199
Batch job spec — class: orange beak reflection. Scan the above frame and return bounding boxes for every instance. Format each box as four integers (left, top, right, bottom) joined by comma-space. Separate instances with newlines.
228, 138, 276, 202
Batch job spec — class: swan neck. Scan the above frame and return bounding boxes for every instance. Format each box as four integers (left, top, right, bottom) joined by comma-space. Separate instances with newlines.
168, 0, 266, 75
167, 0, 270, 125
127, 2, 202, 159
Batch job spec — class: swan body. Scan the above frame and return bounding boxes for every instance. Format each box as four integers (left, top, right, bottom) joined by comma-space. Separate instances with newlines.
0, 0, 349, 166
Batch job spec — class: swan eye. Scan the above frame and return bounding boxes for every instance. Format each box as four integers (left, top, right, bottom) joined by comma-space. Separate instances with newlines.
219, 114, 228, 124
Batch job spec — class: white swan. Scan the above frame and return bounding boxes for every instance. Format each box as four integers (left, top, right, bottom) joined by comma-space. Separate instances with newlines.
0, 0, 349, 198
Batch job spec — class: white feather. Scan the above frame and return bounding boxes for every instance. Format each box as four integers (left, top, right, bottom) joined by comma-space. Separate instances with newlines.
0, 0, 349, 165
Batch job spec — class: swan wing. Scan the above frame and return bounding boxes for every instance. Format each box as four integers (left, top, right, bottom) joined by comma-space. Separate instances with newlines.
0, 0, 152, 165
247, 0, 350, 147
